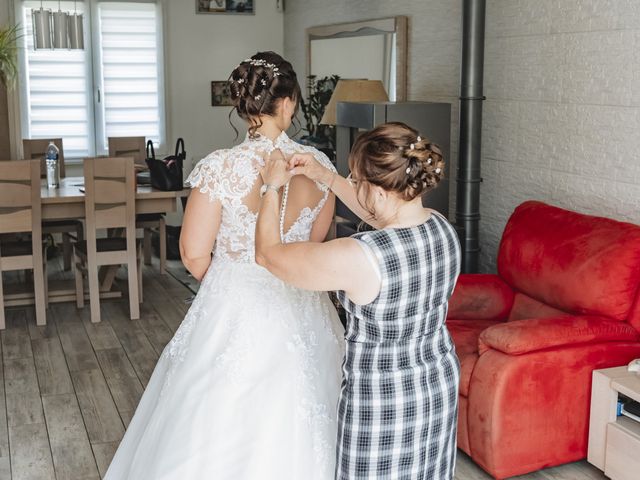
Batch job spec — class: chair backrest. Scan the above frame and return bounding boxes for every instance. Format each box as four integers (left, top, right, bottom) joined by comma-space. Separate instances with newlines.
0, 159, 42, 261
83, 157, 136, 247
497, 201, 640, 323
22, 138, 66, 179
108, 137, 146, 166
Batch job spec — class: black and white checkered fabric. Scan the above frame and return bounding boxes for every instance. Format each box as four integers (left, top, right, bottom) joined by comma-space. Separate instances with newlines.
336, 212, 461, 479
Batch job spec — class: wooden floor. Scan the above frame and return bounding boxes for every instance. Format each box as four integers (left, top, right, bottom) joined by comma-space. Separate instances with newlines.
0, 258, 607, 480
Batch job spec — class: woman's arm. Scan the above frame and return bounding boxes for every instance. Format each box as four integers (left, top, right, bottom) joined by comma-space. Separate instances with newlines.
179, 189, 222, 281
289, 153, 375, 225
256, 157, 380, 303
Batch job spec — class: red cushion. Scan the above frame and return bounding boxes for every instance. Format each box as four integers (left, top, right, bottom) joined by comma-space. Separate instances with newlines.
447, 274, 514, 321
497, 201, 640, 320
479, 316, 640, 356
508, 292, 569, 322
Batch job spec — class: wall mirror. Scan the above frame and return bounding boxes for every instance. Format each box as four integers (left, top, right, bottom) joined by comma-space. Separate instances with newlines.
306, 16, 408, 102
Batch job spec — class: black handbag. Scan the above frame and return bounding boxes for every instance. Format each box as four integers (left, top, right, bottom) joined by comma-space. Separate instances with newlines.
145, 138, 185, 191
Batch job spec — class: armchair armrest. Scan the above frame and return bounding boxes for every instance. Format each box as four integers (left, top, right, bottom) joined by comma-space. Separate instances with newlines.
478, 316, 640, 355
448, 274, 515, 321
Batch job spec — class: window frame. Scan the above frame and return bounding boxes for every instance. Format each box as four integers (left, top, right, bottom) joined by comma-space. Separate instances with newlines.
14, 0, 168, 163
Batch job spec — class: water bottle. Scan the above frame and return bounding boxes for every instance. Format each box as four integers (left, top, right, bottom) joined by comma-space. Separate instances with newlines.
45, 141, 60, 189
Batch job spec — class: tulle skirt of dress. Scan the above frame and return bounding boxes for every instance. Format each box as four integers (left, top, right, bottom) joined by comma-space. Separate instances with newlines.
104, 261, 345, 480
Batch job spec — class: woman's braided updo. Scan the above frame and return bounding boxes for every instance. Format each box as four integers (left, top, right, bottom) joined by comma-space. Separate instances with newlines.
228, 51, 301, 138
348, 122, 445, 215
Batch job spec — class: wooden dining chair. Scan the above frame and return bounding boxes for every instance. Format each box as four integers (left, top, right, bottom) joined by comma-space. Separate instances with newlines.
108, 136, 166, 274
0, 159, 47, 329
22, 138, 84, 271
108, 136, 146, 166
73, 157, 143, 323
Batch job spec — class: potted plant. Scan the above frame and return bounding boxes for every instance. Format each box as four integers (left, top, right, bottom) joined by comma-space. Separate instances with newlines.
300, 74, 340, 153
0, 25, 21, 88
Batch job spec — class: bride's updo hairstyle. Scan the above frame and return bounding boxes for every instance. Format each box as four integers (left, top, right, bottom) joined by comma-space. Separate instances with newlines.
228, 51, 302, 138
348, 122, 445, 217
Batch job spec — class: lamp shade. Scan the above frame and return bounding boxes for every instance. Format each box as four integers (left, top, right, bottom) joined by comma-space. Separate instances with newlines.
320, 79, 389, 125
68, 13, 84, 49
32, 8, 52, 50
53, 10, 69, 49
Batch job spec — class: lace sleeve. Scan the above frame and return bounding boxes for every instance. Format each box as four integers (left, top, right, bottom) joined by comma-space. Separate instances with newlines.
185, 150, 228, 203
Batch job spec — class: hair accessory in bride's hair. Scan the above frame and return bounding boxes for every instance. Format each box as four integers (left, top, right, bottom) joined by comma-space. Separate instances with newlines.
261, 79, 267, 86
245, 58, 282, 76
237, 78, 244, 84
255, 95, 261, 100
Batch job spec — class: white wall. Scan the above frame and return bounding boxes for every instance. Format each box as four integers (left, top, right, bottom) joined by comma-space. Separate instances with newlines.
164, 0, 283, 172
285, 0, 640, 272
160, 0, 283, 223
480, 0, 640, 270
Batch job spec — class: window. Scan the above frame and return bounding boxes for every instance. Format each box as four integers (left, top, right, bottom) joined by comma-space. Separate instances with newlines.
18, 0, 165, 160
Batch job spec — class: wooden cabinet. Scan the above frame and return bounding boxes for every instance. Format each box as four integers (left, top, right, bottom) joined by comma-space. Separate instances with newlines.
588, 367, 640, 480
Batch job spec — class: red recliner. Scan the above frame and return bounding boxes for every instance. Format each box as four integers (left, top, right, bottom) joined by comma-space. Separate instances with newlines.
448, 201, 640, 479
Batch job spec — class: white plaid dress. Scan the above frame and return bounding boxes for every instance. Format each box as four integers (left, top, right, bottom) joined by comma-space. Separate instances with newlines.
335, 212, 461, 479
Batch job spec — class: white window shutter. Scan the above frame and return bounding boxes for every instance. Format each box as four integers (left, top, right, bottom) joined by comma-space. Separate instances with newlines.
96, 2, 163, 152
21, 1, 93, 159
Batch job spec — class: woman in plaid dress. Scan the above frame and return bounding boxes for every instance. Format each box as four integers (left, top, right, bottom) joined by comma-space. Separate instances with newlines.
256, 122, 461, 479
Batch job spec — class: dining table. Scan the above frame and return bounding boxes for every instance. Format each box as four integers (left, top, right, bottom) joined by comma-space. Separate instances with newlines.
4, 176, 189, 307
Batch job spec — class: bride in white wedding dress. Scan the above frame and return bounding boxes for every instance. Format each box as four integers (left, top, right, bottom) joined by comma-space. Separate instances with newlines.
104, 52, 344, 479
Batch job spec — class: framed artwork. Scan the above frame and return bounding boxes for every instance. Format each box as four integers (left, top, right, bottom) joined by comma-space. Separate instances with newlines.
196, 0, 254, 15
211, 81, 233, 107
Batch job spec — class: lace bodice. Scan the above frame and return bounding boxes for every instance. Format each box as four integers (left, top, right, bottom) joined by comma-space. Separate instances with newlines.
186, 131, 336, 264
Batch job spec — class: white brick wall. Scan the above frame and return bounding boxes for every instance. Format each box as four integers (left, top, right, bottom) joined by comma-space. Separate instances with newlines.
481, 0, 640, 270
285, 0, 640, 272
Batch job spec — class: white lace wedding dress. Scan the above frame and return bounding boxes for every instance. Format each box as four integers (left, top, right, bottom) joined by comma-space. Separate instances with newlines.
105, 132, 345, 480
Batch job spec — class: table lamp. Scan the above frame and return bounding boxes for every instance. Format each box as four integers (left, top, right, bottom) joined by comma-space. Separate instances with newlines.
320, 79, 389, 125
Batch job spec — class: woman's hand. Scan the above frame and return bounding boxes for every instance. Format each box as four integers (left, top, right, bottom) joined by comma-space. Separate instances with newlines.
288, 153, 335, 187
260, 149, 293, 189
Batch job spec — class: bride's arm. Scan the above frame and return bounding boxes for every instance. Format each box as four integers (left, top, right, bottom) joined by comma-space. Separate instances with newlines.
179, 190, 222, 281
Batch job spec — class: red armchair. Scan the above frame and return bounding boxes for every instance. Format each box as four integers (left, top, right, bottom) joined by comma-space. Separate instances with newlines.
448, 201, 640, 479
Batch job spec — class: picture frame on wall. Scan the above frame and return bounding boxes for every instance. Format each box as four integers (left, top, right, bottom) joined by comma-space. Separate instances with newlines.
211, 81, 234, 107
196, 0, 254, 15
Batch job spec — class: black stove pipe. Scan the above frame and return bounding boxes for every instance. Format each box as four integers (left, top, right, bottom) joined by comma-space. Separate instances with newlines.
456, 0, 486, 273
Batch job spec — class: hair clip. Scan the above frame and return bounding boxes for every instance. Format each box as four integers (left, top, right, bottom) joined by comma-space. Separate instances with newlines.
261, 79, 267, 86
410, 143, 415, 150
237, 78, 244, 84
435, 167, 441, 174
427, 157, 432, 165
417, 136, 422, 142
405, 167, 411, 174
255, 95, 261, 100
